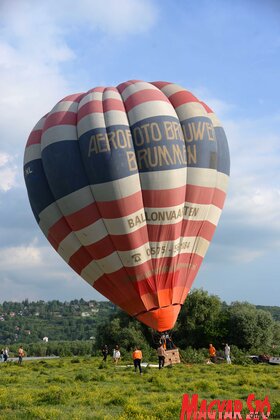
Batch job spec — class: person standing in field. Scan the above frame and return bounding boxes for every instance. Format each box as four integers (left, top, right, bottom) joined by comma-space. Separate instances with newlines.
157, 343, 166, 369
18, 346, 25, 364
225, 343, 231, 364
209, 344, 217, 363
101, 345, 108, 362
132, 346, 143, 374
3, 347, 9, 362
112, 345, 121, 364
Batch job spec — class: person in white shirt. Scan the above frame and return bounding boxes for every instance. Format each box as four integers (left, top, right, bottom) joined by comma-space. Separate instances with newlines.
113, 345, 121, 364
225, 344, 231, 364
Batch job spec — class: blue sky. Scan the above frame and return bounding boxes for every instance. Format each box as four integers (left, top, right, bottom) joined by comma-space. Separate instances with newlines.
0, 0, 279, 306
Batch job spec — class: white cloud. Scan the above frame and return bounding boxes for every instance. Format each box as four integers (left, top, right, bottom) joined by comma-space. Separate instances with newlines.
170, 94, 280, 245
0, 271, 102, 303
0, 153, 9, 167
226, 185, 280, 229
0, 239, 103, 302
0, 7, 75, 156
39, 0, 158, 36
230, 248, 265, 264
0, 242, 42, 270
222, 114, 280, 232
0, 0, 158, 158
0, 152, 17, 191
191, 87, 235, 118
0, 0, 278, 305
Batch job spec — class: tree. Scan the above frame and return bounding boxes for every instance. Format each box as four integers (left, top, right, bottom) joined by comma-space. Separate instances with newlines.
271, 322, 280, 355
174, 289, 225, 348
95, 312, 150, 356
227, 302, 274, 350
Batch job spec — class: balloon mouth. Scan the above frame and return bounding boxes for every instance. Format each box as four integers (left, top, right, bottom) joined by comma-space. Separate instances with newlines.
135, 304, 181, 332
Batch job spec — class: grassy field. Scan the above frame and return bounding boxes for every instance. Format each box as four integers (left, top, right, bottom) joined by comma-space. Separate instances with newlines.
0, 357, 279, 419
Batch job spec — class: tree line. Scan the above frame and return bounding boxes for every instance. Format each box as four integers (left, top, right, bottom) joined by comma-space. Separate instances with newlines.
95, 289, 280, 355
0, 298, 115, 344
0, 290, 279, 357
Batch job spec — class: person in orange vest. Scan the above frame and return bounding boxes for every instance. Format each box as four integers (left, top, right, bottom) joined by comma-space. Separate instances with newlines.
209, 343, 217, 363
132, 346, 143, 374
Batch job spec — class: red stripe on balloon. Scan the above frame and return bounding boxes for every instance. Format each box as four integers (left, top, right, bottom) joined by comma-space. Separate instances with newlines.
200, 101, 213, 113
102, 220, 215, 251
68, 247, 93, 274
142, 185, 226, 208
78, 101, 103, 120
87, 87, 105, 93
103, 98, 126, 113
117, 80, 143, 94
94, 186, 224, 219
124, 89, 170, 112
44, 112, 77, 130
26, 130, 42, 147
93, 272, 151, 315
47, 217, 215, 261
134, 253, 203, 297
43, 185, 224, 248
151, 81, 172, 89
66, 222, 212, 278
54, 191, 144, 235
47, 232, 62, 251
85, 227, 149, 259
78, 98, 126, 121
47, 219, 72, 251
65, 202, 101, 231
58, 93, 85, 103
212, 188, 226, 208
42, 187, 225, 247
97, 191, 144, 218
110, 220, 213, 252
168, 90, 200, 108
92, 253, 204, 313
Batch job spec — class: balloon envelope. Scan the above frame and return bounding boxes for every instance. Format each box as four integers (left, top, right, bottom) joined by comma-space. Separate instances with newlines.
24, 80, 230, 331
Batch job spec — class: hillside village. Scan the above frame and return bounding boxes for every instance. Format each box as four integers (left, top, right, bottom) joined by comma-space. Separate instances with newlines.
0, 299, 115, 344
1, 296, 280, 349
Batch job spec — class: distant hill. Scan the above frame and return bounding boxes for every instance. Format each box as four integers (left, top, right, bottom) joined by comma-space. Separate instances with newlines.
0, 299, 115, 345
256, 305, 280, 321
1, 298, 279, 347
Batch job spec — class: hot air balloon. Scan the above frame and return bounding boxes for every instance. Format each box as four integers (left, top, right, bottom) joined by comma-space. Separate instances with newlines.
23, 80, 230, 332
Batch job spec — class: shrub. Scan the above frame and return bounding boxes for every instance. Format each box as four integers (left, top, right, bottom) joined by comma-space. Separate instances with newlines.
23, 406, 62, 419
38, 385, 69, 405
75, 372, 91, 382
47, 375, 68, 384
105, 395, 127, 406
70, 358, 80, 364
230, 345, 252, 365
179, 347, 206, 364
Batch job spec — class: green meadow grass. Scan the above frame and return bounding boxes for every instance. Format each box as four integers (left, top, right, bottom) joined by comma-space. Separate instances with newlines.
0, 357, 279, 419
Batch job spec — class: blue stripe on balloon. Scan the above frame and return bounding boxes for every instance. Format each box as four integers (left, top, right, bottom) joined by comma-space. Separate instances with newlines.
41, 141, 89, 200
79, 125, 138, 185
37, 116, 230, 199
79, 116, 188, 184
131, 116, 187, 173
215, 127, 230, 176
180, 116, 218, 171
24, 159, 55, 218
